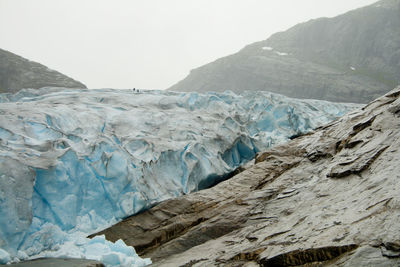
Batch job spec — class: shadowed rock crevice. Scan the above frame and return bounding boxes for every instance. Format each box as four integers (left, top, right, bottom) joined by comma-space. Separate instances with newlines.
328, 145, 389, 178
381, 242, 400, 258
134, 216, 209, 256
178, 258, 207, 267
259, 245, 358, 266
232, 247, 267, 262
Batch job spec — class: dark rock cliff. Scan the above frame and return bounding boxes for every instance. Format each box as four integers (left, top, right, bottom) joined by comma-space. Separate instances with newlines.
0, 48, 86, 93
168, 0, 400, 103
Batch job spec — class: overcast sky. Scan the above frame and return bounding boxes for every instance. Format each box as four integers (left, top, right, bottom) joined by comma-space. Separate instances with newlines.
0, 0, 377, 89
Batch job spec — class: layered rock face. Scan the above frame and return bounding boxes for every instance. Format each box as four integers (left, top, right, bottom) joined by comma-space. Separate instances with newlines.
168, 0, 400, 103
97, 87, 400, 266
0, 48, 86, 93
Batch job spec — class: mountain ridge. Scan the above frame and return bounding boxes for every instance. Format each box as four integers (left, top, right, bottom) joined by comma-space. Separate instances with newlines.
168, 0, 400, 103
0, 48, 86, 93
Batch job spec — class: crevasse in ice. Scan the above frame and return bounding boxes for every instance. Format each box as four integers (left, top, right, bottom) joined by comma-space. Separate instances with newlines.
0, 88, 359, 266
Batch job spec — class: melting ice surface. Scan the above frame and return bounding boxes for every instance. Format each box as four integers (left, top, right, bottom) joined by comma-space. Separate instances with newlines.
0, 88, 360, 266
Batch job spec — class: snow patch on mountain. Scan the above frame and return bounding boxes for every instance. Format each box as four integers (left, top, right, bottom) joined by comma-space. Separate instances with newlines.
262, 46, 273, 51
275, 51, 289, 56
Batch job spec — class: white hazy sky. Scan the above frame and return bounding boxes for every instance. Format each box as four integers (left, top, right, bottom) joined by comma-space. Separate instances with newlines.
0, 0, 377, 89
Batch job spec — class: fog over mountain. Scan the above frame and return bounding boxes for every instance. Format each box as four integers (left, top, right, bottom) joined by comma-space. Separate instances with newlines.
0, 0, 378, 90
169, 0, 400, 103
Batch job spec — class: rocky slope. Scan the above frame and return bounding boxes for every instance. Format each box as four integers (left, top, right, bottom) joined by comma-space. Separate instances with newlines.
168, 0, 400, 103
0, 48, 86, 93
95, 86, 400, 266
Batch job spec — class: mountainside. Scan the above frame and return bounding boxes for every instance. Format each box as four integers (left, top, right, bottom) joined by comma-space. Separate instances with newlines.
98, 86, 400, 266
168, 0, 400, 103
0, 49, 86, 93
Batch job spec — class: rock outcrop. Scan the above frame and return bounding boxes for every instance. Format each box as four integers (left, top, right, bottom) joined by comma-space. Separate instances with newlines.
168, 0, 400, 103
0, 48, 86, 93
95, 86, 400, 266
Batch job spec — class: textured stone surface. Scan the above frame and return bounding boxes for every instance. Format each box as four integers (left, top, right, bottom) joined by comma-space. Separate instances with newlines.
168, 0, 400, 103
96, 87, 400, 266
0, 48, 86, 93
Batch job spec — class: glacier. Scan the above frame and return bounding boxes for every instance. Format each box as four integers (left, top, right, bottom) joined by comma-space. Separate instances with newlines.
0, 88, 359, 266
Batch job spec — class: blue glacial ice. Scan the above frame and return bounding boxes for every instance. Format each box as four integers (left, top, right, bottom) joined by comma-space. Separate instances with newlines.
0, 88, 360, 266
